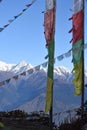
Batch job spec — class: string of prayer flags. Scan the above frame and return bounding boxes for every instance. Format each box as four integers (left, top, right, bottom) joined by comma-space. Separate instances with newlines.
0, 0, 37, 32
0, 44, 87, 87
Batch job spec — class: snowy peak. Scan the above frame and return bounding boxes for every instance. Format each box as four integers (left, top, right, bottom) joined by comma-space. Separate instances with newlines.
54, 66, 71, 75
54, 66, 72, 82
0, 61, 33, 74
16, 60, 28, 67
10, 61, 33, 74
0, 60, 87, 84
0, 61, 76, 84
0, 61, 15, 71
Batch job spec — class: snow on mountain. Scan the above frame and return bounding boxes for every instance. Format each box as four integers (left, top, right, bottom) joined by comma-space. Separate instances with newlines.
0, 61, 15, 71
0, 61, 33, 81
54, 66, 72, 83
10, 60, 33, 74
0, 61, 87, 117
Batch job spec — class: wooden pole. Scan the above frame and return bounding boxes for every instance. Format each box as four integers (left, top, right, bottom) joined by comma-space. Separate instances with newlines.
81, 0, 85, 118
49, 106, 53, 130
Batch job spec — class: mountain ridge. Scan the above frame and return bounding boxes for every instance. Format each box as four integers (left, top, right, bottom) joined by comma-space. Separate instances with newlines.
0, 60, 87, 117
0, 60, 72, 82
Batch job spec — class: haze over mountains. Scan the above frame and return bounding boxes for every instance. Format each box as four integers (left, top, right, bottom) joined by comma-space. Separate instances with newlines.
0, 61, 87, 115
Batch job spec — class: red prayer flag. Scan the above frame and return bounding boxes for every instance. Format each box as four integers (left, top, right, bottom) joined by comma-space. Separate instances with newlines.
26, 4, 32, 7
72, 10, 83, 44
44, 0, 56, 46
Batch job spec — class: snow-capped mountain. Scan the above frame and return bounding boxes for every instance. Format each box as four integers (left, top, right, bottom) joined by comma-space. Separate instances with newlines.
0, 61, 33, 75
0, 61, 87, 116
0, 61, 14, 71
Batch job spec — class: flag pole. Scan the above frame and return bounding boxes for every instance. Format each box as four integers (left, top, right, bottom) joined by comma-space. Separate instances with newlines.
44, 1, 56, 129
81, 0, 85, 118
49, 106, 53, 130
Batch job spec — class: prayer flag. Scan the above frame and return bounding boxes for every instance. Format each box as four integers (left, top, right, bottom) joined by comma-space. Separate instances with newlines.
0, 28, 4, 32
44, 0, 56, 113
72, 0, 84, 95
4, 24, 9, 28
22, 8, 27, 12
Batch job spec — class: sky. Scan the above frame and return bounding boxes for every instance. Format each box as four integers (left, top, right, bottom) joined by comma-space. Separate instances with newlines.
0, 0, 87, 71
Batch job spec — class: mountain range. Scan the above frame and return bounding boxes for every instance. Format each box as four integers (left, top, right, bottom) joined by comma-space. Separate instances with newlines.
0, 60, 87, 117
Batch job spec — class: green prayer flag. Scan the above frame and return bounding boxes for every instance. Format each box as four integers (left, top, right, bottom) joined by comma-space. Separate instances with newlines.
72, 40, 83, 64
45, 38, 54, 113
